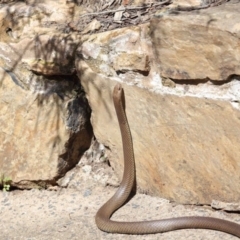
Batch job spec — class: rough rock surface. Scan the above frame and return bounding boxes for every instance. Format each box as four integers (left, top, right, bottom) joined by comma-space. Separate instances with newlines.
0, 67, 92, 188
151, 2, 240, 80
0, 1, 92, 187
77, 19, 240, 204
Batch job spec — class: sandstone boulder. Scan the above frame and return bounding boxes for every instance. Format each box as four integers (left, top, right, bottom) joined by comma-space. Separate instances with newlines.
151, 2, 240, 81
0, 1, 92, 189
0, 62, 92, 189
77, 18, 240, 204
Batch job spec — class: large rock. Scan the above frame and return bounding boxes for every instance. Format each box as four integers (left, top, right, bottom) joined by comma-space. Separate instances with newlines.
0, 67, 92, 188
80, 24, 153, 79
77, 21, 240, 204
0, 34, 80, 79
0, 0, 93, 189
0, 0, 73, 40
151, 2, 240, 81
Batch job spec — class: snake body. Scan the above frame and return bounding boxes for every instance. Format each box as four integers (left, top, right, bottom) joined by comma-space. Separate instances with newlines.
95, 83, 240, 237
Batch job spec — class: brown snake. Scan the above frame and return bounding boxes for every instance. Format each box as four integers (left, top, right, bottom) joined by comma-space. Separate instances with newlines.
95, 83, 240, 237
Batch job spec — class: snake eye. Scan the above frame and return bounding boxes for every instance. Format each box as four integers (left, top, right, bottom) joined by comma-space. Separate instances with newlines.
114, 83, 122, 92
119, 84, 123, 91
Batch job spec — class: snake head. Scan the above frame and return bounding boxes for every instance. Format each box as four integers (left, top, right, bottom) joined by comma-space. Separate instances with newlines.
113, 83, 124, 105
113, 83, 122, 96
113, 83, 126, 124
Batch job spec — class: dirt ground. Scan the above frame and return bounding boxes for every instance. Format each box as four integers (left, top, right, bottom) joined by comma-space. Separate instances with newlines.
0, 166, 239, 240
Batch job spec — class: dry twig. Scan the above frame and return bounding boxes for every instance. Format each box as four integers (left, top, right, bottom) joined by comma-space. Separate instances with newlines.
79, 0, 172, 18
